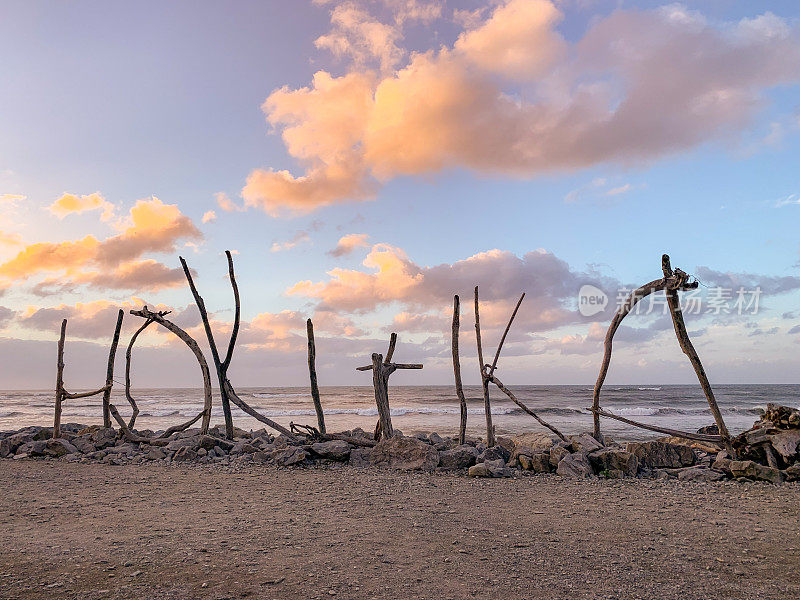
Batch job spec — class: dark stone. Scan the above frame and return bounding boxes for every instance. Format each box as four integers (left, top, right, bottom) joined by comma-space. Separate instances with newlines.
271, 446, 307, 467
588, 448, 638, 477
310, 440, 351, 461
730, 460, 784, 484
438, 445, 479, 470
368, 436, 439, 471
556, 452, 593, 478
625, 441, 695, 470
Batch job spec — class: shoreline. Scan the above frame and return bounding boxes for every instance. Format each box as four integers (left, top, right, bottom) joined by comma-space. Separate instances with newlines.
1, 460, 798, 600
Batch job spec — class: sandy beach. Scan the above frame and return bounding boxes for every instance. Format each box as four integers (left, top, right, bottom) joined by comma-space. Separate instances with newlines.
1, 461, 798, 600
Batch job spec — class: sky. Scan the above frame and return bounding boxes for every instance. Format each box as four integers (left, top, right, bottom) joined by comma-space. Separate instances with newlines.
0, 0, 799, 389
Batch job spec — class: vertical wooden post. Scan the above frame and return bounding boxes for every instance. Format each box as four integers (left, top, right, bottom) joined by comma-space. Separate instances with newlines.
53, 319, 67, 439
101, 309, 124, 428
371, 353, 393, 439
306, 318, 325, 434
452, 295, 467, 445
474, 286, 495, 447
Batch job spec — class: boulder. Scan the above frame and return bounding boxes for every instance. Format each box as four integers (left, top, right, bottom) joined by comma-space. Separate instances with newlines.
167, 436, 200, 452
711, 451, 732, 475
569, 433, 603, 454
172, 447, 197, 462
70, 436, 96, 454
311, 440, 352, 461
468, 458, 512, 478
271, 446, 307, 467
556, 452, 593, 478
438, 445, 479, 470
730, 460, 784, 484
0, 432, 34, 458
672, 466, 726, 482
512, 432, 557, 452
517, 452, 551, 473
32, 427, 53, 441
199, 435, 234, 452
478, 445, 511, 463
348, 448, 372, 467
588, 448, 638, 477
45, 438, 78, 457
90, 427, 118, 450
783, 464, 800, 482
427, 432, 452, 450
369, 436, 439, 471
769, 430, 800, 462
625, 440, 695, 469
146, 447, 166, 461
549, 445, 570, 469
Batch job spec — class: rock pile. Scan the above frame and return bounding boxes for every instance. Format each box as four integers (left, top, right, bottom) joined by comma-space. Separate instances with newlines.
2, 404, 799, 483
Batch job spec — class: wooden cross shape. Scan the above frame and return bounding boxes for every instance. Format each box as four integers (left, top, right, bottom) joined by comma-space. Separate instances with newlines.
356, 333, 423, 440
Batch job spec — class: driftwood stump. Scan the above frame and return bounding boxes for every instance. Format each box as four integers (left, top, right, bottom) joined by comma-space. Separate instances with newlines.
306, 318, 325, 434
452, 295, 467, 445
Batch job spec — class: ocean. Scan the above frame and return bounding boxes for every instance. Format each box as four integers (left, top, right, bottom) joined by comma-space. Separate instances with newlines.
2, 384, 798, 441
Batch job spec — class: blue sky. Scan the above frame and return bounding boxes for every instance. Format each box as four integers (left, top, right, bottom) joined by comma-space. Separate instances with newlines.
0, 0, 798, 388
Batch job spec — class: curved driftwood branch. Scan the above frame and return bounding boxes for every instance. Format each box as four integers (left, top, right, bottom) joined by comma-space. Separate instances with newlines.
474, 286, 495, 447
222, 380, 298, 440
306, 319, 325, 434
124, 319, 153, 429
490, 374, 567, 442
102, 310, 124, 427
588, 407, 722, 443
222, 249, 240, 371
661, 254, 732, 451
130, 307, 213, 434
64, 386, 110, 400
452, 295, 467, 445
591, 258, 698, 441
180, 255, 234, 438
488, 293, 525, 377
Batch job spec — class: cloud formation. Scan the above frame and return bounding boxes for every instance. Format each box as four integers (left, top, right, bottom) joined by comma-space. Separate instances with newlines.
242, 1, 800, 215
327, 233, 369, 257
49, 192, 115, 221
0, 197, 201, 294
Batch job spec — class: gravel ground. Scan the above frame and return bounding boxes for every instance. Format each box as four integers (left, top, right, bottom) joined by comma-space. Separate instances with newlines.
0, 460, 798, 600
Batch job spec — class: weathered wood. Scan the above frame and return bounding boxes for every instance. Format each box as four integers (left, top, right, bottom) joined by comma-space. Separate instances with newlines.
223, 380, 298, 440
488, 293, 524, 377
589, 407, 723, 443
101, 310, 124, 427
130, 307, 213, 434
222, 250, 240, 371
371, 353, 393, 439
124, 319, 153, 429
108, 403, 168, 446
452, 295, 467, 445
385, 332, 397, 364
53, 319, 67, 439
474, 286, 495, 447
661, 254, 732, 452
64, 386, 109, 400
306, 319, 325, 434
490, 374, 567, 442
180, 255, 234, 438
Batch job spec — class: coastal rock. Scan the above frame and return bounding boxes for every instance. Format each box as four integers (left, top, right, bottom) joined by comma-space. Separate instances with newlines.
90, 428, 118, 450
478, 445, 511, 463
369, 436, 439, 471
45, 438, 78, 457
512, 432, 558, 452
199, 435, 234, 452
730, 460, 784, 484
70, 436, 96, 454
518, 452, 551, 473
556, 452, 593, 478
173, 447, 197, 462
769, 430, 800, 462
588, 448, 638, 477
672, 466, 726, 482
569, 433, 603, 454
438, 445, 479, 470
146, 448, 166, 461
427, 432, 452, 450
348, 448, 372, 467
625, 440, 695, 469
0, 432, 34, 458
711, 451, 732, 475
468, 458, 512, 478
549, 445, 570, 469
311, 440, 351, 461
272, 446, 307, 467
783, 464, 800, 482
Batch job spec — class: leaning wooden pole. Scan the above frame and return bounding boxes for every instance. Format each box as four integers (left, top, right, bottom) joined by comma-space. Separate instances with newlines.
452, 294, 467, 444
474, 286, 495, 447
53, 319, 67, 439
306, 318, 325, 434
101, 309, 124, 428
661, 254, 732, 452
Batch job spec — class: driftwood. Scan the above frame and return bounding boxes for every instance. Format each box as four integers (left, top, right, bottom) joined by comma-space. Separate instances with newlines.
180, 251, 297, 441
473, 288, 564, 446
306, 319, 325, 434
356, 333, 423, 440
129, 306, 212, 435
474, 287, 494, 446
452, 295, 467, 444
123, 318, 153, 429
587, 407, 722, 443
591, 254, 733, 452
53, 311, 123, 439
